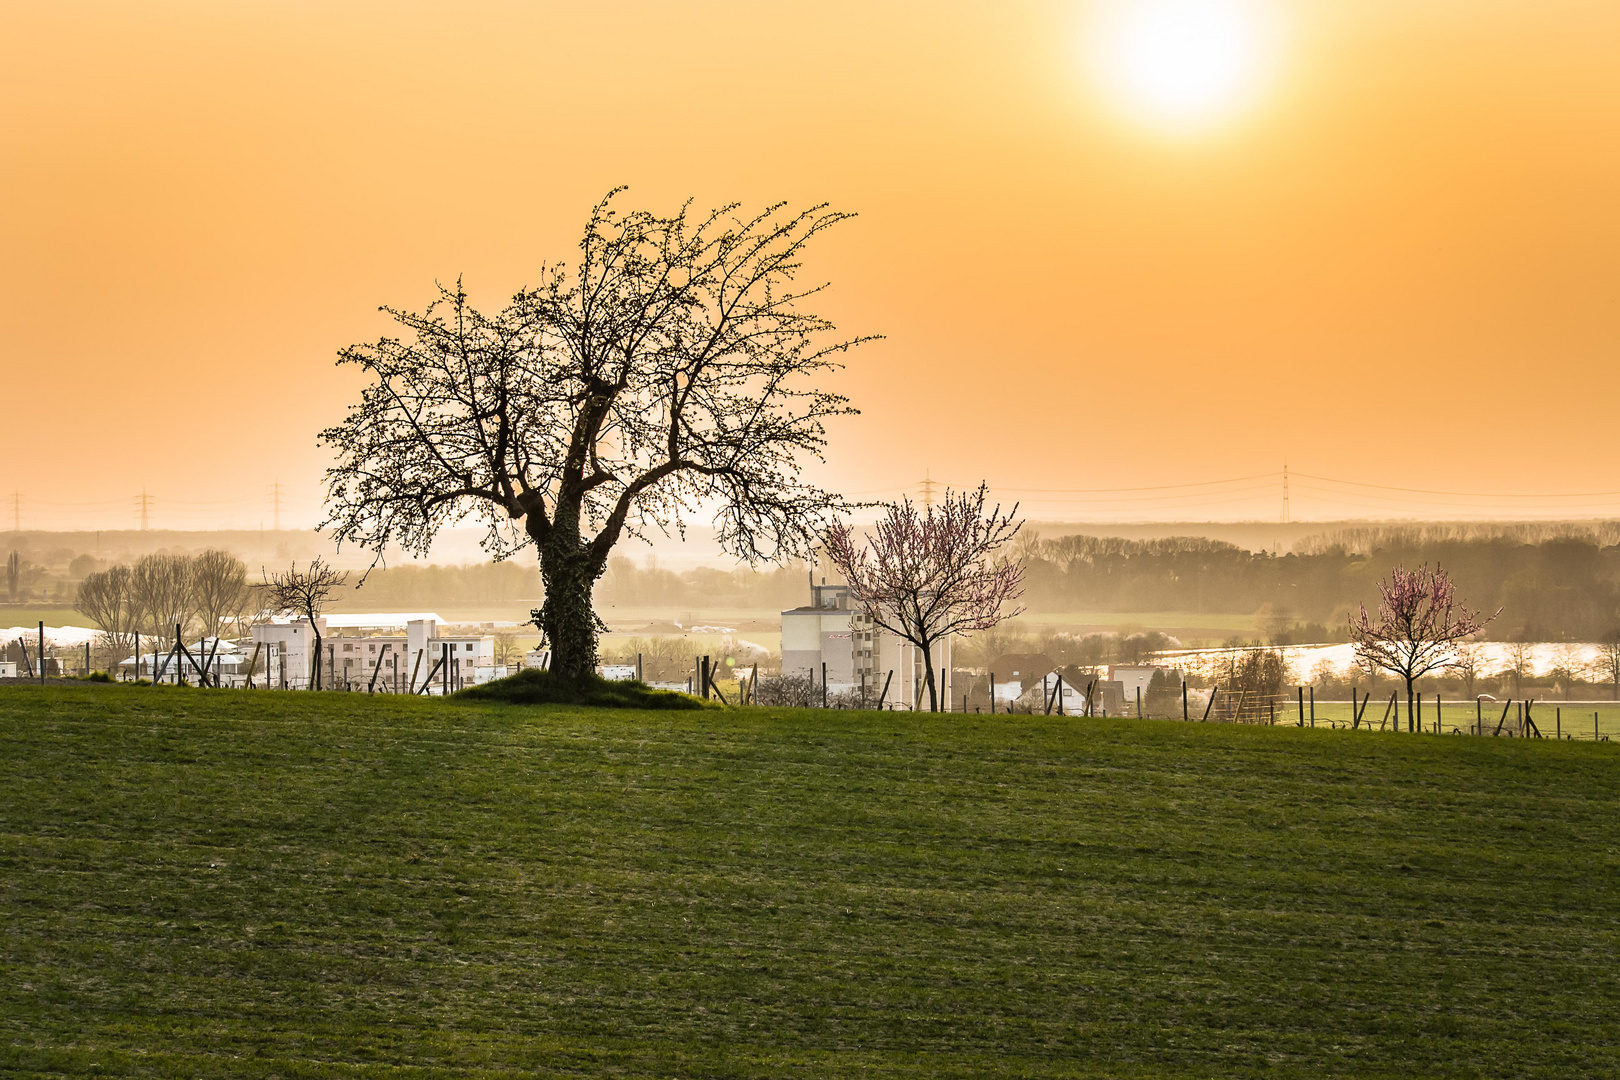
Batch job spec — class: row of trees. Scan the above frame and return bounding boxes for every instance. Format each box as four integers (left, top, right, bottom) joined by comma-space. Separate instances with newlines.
1016, 532, 1620, 641
75, 551, 251, 664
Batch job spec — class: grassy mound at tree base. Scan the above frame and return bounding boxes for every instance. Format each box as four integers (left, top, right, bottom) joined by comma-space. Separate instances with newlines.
454, 666, 716, 709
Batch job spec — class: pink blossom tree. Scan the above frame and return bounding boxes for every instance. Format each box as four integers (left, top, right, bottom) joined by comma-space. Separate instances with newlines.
824, 484, 1025, 712
1349, 564, 1498, 733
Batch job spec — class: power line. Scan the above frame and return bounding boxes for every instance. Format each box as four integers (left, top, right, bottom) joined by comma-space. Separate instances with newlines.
1293, 472, 1620, 500
990, 473, 1275, 494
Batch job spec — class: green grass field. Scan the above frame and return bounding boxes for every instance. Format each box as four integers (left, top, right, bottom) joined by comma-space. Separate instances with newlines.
2, 686, 1618, 1078
1194, 699, 1620, 739
0, 607, 85, 632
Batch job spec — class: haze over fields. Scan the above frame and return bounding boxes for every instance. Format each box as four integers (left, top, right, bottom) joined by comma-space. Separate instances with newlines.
4, 1, 1620, 531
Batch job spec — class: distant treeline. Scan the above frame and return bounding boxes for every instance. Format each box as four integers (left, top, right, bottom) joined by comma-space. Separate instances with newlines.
1020, 529, 1620, 641
334, 556, 816, 613
336, 561, 542, 609
595, 557, 812, 611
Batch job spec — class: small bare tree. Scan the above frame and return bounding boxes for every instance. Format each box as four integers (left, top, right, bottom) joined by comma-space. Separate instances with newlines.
824, 484, 1025, 712
192, 549, 250, 641
1453, 639, 1483, 699
1349, 564, 1497, 733
1502, 640, 1534, 697
492, 632, 525, 669
75, 565, 142, 671
258, 558, 349, 690
1595, 631, 1620, 702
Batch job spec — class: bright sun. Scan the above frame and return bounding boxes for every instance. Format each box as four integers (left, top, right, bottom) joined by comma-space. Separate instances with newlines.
1087, 0, 1278, 133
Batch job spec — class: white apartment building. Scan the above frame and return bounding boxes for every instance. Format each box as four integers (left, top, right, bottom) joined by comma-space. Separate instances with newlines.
780, 580, 953, 709
251, 613, 505, 692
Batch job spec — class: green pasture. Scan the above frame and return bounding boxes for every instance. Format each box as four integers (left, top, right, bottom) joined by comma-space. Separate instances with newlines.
1, 685, 1617, 1078
1163, 698, 1620, 739
0, 607, 86, 632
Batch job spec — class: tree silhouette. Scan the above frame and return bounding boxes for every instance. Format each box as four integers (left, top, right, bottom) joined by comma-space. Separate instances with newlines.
321, 192, 867, 677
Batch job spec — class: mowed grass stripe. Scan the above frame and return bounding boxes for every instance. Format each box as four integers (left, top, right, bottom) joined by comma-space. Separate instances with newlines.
1, 684, 1617, 1078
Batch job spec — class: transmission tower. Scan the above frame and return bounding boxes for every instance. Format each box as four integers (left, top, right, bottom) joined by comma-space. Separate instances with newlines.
270, 479, 285, 531
918, 469, 938, 512
1281, 462, 1290, 525
135, 490, 153, 531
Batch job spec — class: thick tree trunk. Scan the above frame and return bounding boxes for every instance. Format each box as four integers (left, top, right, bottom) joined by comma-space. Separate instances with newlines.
310, 630, 322, 691
919, 637, 938, 712
533, 509, 607, 679
1405, 679, 1415, 734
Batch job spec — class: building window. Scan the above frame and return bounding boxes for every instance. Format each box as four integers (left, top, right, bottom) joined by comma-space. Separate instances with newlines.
368, 643, 376, 652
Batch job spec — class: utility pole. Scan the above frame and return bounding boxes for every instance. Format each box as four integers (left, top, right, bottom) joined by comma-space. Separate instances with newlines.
919, 469, 938, 512
135, 490, 154, 531
270, 479, 285, 531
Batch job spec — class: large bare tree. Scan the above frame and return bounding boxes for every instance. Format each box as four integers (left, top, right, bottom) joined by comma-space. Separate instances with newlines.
1349, 564, 1497, 733
132, 554, 197, 642
257, 558, 350, 690
192, 549, 251, 641
824, 484, 1025, 712
320, 192, 866, 676
75, 565, 142, 671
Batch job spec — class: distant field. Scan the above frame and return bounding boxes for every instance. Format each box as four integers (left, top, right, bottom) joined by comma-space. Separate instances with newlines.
1251, 698, 1620, 740
2, 685, 1617, 1077
1017, 610, 1262, 636
0, 608, 87, 631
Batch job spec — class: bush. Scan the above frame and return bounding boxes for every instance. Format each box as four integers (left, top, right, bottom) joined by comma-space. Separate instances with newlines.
83, 671, 114, 683
452, 668, 717, 710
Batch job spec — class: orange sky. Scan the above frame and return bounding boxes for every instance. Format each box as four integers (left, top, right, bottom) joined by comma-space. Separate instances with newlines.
4, 1, 1620, 530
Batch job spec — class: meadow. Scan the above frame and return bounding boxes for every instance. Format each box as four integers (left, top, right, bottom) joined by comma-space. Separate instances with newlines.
1, 685, 1617, 1078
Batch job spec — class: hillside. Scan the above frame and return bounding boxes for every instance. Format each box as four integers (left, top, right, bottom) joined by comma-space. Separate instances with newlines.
1, 686, 1617, 1078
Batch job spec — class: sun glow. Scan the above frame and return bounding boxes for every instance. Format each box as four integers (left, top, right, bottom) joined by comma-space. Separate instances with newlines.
1087, 0, 1279, 133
